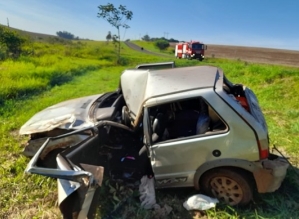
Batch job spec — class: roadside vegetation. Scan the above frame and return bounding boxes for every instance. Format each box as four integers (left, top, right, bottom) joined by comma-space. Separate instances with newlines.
1, 34, 299, 219
134, 40, 174, 55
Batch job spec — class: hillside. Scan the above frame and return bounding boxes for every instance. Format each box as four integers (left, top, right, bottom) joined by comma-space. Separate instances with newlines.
0, 24, 57, 41
2, 25, 298, 67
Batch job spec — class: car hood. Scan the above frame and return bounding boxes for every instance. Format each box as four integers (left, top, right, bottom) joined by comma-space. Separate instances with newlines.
19, 94, 104, 135
121, 66, 219, 127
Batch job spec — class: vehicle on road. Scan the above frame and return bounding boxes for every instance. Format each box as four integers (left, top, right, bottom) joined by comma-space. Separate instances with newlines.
175, 41, 207, 60
22, 63, 289, 218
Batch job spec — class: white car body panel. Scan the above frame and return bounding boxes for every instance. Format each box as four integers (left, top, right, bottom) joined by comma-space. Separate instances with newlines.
19, 94, 104, 134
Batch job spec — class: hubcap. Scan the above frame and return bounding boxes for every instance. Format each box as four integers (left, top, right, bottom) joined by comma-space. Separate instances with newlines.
210, 176, 243, 205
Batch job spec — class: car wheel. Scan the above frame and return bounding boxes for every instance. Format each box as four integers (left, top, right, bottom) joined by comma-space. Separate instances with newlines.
200, 168, 253, 206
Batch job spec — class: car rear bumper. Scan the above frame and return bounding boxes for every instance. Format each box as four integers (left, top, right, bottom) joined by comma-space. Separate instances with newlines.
253, 155, 289, 193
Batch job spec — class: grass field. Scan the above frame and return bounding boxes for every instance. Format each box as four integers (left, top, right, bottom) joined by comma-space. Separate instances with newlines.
1, 39, 299, 219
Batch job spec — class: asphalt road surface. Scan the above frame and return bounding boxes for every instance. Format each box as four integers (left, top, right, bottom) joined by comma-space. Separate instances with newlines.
124, 41, 173, 58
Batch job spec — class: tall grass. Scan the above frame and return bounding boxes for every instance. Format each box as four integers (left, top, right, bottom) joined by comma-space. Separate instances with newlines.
0, 40, 187, 103
0, 41, 115, 101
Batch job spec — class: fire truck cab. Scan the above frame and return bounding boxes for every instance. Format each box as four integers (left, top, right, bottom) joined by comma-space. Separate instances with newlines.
175, 41, 207, 61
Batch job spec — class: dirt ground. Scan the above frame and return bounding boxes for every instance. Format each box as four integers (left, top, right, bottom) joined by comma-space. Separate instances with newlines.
202, 45, 299, 67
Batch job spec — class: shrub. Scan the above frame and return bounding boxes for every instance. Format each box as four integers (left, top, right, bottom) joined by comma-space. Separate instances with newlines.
0, 46, 7, 60
154, 39, 169, 51
0, 26, 27, 58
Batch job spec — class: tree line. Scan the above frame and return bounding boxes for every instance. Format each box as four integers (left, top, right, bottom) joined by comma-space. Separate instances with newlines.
56, 31, 93, 41
141, 34, 180, 43
56, 31, 79, 40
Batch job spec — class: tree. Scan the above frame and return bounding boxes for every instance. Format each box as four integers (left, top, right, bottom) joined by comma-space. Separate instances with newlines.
154, 39, 170, 51
142, 34, 150, 41
168, 38, 179, 43
106, 31, 112, 43
0, 26, 26, 59
56, 31, 76, 40
97, 3, 133, 64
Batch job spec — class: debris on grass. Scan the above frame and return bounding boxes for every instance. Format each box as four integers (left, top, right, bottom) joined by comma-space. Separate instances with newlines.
152, 204, 172, 218
139, 175, 159, 209
183, 194, 218, 211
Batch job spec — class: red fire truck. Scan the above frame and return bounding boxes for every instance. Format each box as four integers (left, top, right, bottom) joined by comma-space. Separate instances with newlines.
175, 41, 207, 61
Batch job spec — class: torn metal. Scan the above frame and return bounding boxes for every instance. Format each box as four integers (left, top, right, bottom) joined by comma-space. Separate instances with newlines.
25, 127, 104, 219
253, 155, 289, 193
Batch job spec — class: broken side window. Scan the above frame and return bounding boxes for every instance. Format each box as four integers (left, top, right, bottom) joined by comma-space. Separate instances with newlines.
148, 97, 227, 143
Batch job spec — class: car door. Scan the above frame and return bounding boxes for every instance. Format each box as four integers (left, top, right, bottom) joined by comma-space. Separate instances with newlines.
25, 121, 141, 218
25, 127, 104, 218
143, 103, 229, 188
150, 133, 230, 188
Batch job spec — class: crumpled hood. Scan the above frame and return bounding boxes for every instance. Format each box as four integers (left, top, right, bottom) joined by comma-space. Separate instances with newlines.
20, 94, 104, 135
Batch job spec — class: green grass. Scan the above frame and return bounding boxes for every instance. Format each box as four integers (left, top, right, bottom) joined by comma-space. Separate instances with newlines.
1, 40, 299, 219
0, 41, 114, 101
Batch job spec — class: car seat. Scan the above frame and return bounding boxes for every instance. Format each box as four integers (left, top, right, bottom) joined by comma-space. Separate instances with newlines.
152, 113, 166, 142
196, 114, 210, 134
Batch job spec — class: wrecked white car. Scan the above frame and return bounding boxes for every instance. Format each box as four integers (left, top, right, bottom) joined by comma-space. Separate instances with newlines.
21, 63, 289, 218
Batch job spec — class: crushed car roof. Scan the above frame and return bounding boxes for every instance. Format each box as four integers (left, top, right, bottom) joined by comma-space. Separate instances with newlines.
120, 65, 223, 125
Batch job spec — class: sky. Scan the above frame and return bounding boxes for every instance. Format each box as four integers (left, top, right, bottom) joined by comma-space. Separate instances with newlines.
0, 0, 298, 50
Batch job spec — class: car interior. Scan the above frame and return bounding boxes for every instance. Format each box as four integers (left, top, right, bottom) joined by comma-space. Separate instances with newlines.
148, 97, 227, 143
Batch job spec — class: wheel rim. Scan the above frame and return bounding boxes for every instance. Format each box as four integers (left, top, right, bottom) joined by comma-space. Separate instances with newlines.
210, 176, 243, 205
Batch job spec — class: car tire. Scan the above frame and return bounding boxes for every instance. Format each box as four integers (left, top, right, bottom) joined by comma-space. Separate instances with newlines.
200, 168, 253, 206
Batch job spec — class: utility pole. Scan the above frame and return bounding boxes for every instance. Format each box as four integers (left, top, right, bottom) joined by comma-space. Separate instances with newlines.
163, 32, 169, 39
7, 18, 9, 27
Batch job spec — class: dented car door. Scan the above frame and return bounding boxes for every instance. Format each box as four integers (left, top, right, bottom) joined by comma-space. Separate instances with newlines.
25, 127, 104, 218
25, 119, 145, 218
